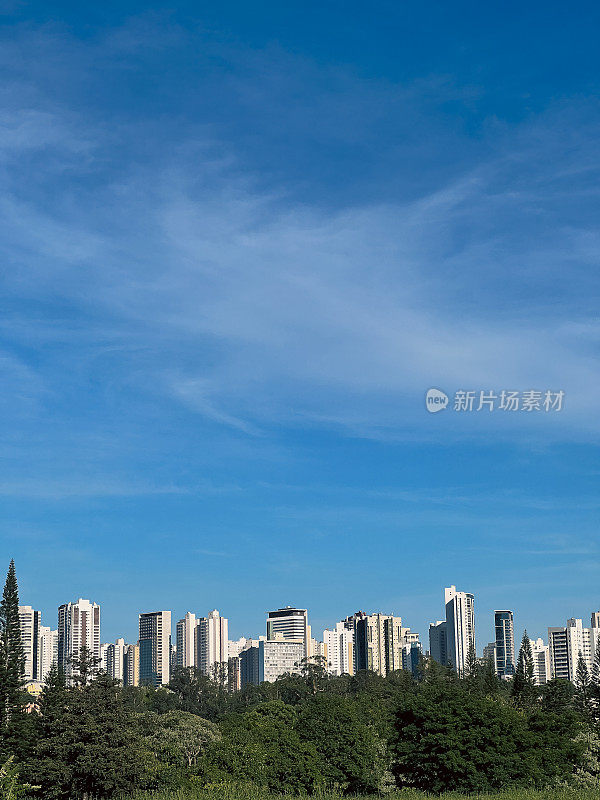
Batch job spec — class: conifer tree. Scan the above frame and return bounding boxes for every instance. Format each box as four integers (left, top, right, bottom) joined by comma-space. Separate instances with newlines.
511, 629, 537, 707
69, 645, 100, 688
574, 650, 592, 721
0, 561, 25, 731
464, 640, 477, 680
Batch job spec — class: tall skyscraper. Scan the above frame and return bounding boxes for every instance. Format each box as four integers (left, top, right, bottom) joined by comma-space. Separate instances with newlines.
176, 612, 197, 669
57, 598, 101, 684
494, 610, 515, 678
354, 613, 417, 676
267, 607, 311, 658
195, 609, 228, 680
37, 625, 58, 683
18, 605, 40, 682
444, 586, 475, 676
139, 611, 171, 686
323, 621, 354, 676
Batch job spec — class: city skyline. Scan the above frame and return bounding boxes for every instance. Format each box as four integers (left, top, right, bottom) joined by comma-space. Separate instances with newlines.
16, 574, 600, 672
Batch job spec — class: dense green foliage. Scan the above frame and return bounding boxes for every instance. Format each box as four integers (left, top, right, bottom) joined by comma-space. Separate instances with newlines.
1, 561, 599, 798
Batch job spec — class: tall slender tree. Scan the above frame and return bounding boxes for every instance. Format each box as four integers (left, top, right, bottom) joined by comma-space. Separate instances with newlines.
0, 561, 25, 730
591, 640, 600, 726
574, 650, 592, 721
69, 645, 101, 688
511, 630, 537, 707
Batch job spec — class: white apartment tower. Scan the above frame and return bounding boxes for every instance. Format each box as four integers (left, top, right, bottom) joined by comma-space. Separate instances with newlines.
529, 638, 551, 685
124, 643, 139, 687
57, 598, 101, 684
429, 587, 475, 676
548, 616, 597, 681
176, 612, 197, 669
106, 638, 127, 683
18, 606, 40, 682
139, 610, 171, 687
196, 609, 228, 679
567, 618, 593, 676
37, 625, 58, 682
323, 621, 354, 676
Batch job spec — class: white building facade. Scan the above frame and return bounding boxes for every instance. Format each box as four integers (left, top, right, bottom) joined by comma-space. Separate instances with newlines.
176, 612, 197, 669
58, 598, 101, 684
18, 605, 40, 682
323, 621, 354, 676
259, 638, 304, 682
196, 609, 228, 679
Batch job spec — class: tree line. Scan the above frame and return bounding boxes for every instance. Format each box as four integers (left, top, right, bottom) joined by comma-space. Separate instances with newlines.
1, 560, 600, 798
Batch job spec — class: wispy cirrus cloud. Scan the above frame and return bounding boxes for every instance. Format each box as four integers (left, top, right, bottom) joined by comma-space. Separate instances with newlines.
0, 20, 598, 451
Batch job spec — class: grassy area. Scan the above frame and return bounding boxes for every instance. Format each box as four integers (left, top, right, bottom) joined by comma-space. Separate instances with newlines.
125, 785, 600, 800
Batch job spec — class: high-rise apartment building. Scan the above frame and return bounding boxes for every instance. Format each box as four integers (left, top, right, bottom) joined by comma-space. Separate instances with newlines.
18, 605, 40, 682
100, 643, 110, 673
266, 607, 311, 658
139, 611, 171, 686
240, 643, 261, 687
529, 638, 551, 685
226, 636, 254, 689
105, 638, 126, 683
37, 625, 58, 682
58, 598, 101, 684
428, 621, 447, 666
402, 638, 422, 675
444, 586, 475, 676
354, 613, 417, 676
566, 618, 593, 676
323, 621, 354, 676
548, 626, 570, 680
124, 643, 140, 687
196, 609, 228, 680
483, 642, 496, 665
549, 617, 595, 681
494, 610, 515, 678
176, 612, 197, 669
429, 587, 475, 676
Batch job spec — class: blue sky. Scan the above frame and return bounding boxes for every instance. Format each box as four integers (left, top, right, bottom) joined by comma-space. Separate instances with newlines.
1, 1, 599, 650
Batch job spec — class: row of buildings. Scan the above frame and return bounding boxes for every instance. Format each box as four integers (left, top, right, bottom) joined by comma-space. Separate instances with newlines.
18, 587, 600, 693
